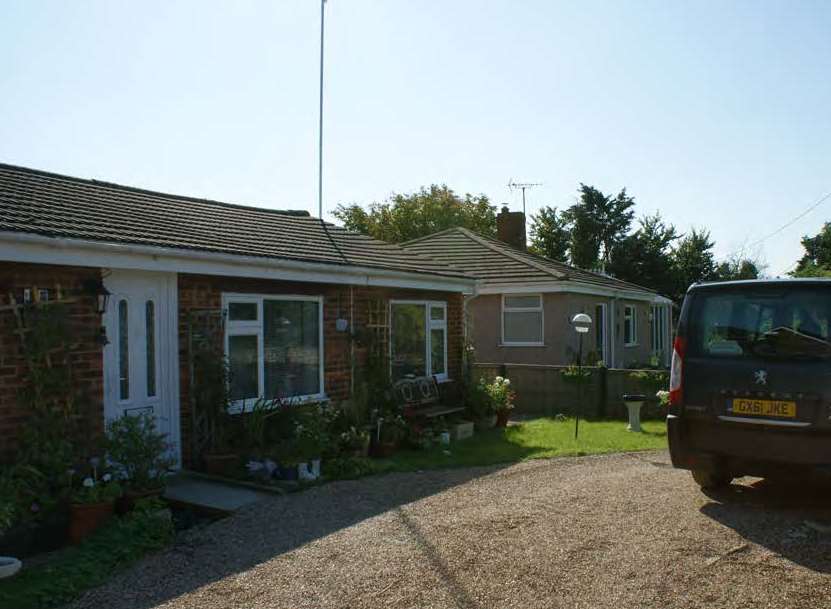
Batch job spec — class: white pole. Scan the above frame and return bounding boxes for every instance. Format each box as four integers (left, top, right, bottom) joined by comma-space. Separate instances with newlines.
317, 0, 326, 220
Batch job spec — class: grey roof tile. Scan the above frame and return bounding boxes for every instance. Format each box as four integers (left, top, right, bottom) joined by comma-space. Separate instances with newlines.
0, 163, 471, 281
401, 227, 658, 295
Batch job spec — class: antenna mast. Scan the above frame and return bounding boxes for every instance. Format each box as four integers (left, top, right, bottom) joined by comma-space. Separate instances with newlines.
507, 179, 542, 216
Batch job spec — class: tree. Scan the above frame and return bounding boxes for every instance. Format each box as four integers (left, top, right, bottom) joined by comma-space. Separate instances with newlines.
529, 206, 570, 261
563, 184, 635, 270
792, 223, 831, 277
713, 256, 763, 281
671, 228, 716, 299
607, 213, 678, 296
333, 185, 496, 243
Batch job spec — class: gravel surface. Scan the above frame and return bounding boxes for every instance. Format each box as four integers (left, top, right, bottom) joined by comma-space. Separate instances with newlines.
70, 451, 831, 609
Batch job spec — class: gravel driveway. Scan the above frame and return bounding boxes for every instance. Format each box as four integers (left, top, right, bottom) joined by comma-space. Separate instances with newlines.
71, 451, 831, 609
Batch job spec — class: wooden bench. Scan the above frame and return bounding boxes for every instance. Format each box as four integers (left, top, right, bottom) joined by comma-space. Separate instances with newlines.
393, 375, 465, 420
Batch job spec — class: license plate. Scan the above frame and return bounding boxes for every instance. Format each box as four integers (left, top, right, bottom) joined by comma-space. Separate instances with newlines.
731, 398, 796, 418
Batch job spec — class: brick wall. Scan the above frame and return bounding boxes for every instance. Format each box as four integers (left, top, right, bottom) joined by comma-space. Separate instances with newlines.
177, 274, 464, 463
0, 263, 104, 462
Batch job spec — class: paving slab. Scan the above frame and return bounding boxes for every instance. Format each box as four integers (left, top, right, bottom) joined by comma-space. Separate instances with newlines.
163, 474, 271, 514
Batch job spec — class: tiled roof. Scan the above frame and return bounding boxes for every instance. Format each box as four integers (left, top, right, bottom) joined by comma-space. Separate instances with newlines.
0, 163, 471, 280
401, 227, 658, 295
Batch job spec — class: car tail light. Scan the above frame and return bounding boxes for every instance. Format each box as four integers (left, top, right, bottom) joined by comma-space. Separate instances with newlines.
669, 336, 685, 407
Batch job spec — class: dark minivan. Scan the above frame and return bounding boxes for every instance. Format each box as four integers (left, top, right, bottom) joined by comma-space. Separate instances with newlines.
668, 279, 831, 489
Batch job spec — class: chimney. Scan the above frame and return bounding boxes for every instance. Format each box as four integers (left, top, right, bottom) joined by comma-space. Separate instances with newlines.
496, 206, 526, 251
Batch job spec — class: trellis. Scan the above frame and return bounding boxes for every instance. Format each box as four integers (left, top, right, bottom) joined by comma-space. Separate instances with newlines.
185, 308, 225, 463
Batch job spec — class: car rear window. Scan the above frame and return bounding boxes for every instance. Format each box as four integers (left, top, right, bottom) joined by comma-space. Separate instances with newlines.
689, 285, 831, 360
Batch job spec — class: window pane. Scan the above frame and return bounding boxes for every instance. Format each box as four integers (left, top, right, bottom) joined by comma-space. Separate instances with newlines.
430, 327, 446, 376
228, 302, 258, 321
505, 295, 541, 309
391, 304, 426, 379
504, 311, 543, 343
430, 306, 446, 321
263, 300, 320, 398
118, 299, 129, 400
229, 335, 259, 401
146, 300, 156, 398
595, 305, 605, 353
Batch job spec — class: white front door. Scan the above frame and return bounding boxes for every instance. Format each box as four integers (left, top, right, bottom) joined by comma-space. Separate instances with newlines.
103, 270, 180, 465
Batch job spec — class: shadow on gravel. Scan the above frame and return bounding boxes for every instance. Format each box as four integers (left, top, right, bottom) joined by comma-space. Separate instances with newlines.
72, 464, 514, 609
700, 477, 831, 574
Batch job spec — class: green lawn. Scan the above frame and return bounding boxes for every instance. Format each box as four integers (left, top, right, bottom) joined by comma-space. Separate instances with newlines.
374, 418, 667, 473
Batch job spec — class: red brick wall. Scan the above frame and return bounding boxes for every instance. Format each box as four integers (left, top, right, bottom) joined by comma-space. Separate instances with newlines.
177, 274, 464, 462
0, 263, 104, 462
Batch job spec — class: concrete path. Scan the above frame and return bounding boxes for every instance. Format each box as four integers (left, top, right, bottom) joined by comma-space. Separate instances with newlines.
163, 473, 272, 514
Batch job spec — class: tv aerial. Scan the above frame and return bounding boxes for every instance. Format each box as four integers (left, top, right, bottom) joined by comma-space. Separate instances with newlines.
507, 179, 542, 215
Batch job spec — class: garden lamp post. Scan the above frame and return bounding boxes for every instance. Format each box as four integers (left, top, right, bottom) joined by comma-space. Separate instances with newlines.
571, 313, 592, 439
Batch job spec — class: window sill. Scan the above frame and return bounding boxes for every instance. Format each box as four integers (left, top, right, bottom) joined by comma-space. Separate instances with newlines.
499, 343, 546, 348
624, 343, 639, 348
228, 393, 329, 415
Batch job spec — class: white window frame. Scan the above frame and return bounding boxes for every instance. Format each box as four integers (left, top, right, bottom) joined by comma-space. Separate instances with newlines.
501, 293, 544, 346
624, 304, 638, 347
389, 300, 449, 382
222, 293, 325, 413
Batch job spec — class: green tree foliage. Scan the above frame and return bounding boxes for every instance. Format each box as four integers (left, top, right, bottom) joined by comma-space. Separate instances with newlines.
607, 213, 679, 296
333, 184, 496, 243
562, 184, 635, 270
713, 256, 763, 281
671, 228, 716, 298
792, 223, 831, 277
529, 206, 570, 260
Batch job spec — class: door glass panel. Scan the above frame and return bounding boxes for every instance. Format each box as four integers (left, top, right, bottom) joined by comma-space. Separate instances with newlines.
430, 305, 446, 321
229, 335, 259, 401
118, 299, 129, 400
391, 304, 427, 379
146, 300, 156, 398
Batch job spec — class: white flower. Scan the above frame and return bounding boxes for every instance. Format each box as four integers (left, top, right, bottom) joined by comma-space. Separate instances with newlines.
495, 376, 504, 383
82, 477, 95, 488
102, 473, 112, 482
503, 378, 511, 386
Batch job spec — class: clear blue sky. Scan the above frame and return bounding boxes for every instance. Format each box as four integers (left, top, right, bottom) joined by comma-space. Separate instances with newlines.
2, 1, 829, 275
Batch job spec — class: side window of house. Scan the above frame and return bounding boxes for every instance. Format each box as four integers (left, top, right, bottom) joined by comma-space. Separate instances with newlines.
390, 301, 448, 381
624, 305, 637, 346
650, 304, 667, 354
224, 295, 323, 408
502, 294, 543, 345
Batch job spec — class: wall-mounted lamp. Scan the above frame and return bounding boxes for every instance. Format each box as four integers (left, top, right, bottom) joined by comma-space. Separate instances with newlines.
83, 278, 111, 346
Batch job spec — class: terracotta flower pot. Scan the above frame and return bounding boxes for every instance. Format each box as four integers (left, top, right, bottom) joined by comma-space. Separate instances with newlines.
69, 501, 114, 544
203, 453, 239, 477
495, 410, 511, 428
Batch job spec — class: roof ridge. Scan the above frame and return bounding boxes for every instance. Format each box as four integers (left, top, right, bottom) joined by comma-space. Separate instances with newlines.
458, 229, 567, 281
0, 162, 313, 219
400, 226, 466, 246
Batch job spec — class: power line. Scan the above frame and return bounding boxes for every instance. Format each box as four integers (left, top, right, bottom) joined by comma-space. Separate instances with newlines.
745, 190, 831, 250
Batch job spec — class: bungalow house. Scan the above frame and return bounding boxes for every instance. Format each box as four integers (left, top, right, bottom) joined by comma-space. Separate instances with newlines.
0, 163, 475, 465
401, 207, 673, 369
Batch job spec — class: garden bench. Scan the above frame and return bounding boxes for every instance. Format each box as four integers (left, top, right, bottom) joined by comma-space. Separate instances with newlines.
392, 375, 465, 420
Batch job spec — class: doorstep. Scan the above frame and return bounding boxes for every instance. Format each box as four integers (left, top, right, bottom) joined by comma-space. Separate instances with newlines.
163, 472, 274, 516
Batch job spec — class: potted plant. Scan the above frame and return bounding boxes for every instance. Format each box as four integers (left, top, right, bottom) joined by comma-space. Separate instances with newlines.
191, 343, 238, 476
339, 426, 371, 457
68, 460, 122, 544
482, 376, 515, 428
468, 379, 497, 430
273, 440, 300, 481
105, 413, 175, 513
371, 414, 406, 457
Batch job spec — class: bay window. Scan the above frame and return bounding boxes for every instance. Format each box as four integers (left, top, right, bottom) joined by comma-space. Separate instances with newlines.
390, 301, 448, 381
223, 293, 324, 410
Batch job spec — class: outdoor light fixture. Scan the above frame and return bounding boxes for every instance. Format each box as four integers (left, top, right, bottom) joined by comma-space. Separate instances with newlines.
83, 278, 111, 346
570, 313, 593, 439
